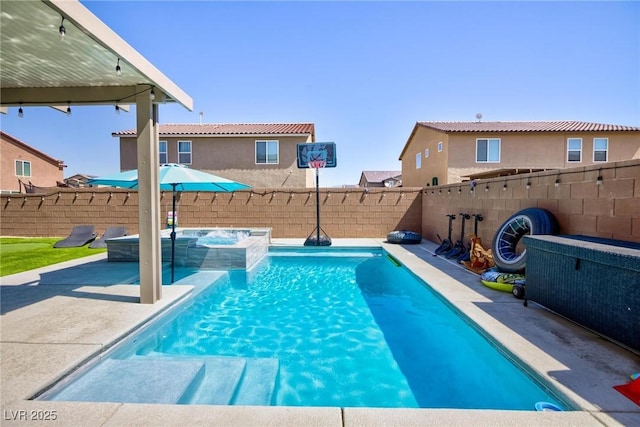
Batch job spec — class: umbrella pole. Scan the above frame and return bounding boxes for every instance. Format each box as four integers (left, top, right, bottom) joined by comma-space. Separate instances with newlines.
171, 184, 177, 284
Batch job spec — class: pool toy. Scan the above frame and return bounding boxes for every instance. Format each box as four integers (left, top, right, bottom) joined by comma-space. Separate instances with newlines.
535, 401, 563, 411
480, 269, 525, 293
491, 208, 558, 273
613, 377, 640, 406
387, 230, 422, 244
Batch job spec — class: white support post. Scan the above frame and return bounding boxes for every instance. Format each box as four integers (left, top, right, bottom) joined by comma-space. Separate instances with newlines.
136, 86, 162, 303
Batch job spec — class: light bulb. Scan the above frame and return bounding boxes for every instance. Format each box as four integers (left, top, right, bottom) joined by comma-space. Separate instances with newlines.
59, 17, 66, 39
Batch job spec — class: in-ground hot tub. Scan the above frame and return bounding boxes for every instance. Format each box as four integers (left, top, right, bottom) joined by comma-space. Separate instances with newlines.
105, 228, 271, 270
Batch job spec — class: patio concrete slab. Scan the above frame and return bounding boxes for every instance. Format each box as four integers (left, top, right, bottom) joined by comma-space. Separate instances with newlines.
343, 407, 603, 426
102, 404, 342, 427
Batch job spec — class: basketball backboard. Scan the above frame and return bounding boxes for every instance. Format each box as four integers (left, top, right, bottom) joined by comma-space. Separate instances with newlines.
296, 142, 337, 168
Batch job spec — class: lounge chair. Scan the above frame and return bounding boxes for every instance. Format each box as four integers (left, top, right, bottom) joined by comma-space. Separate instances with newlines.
53, 225, 97, 248
89, 226, 127, 249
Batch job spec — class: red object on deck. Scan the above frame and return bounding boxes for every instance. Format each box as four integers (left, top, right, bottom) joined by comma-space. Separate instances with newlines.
613, 377, 640, 406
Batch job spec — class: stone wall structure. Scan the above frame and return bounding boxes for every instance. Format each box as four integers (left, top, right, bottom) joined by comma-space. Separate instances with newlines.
0, 187, 422, 239
1, 160, 638, 244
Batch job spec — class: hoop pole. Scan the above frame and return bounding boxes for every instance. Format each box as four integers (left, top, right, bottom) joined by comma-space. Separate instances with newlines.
315, 166, 320, 244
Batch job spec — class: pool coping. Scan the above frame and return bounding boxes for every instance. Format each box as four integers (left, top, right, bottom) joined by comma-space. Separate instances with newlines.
1, 239, 638, 426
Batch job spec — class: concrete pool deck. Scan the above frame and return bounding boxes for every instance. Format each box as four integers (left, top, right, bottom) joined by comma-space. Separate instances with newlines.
1, 239, 638, 426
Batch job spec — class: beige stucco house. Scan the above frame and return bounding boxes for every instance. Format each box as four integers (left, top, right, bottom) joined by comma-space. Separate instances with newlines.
358, 171, 402, 188
399, 121, 640, 187
114, 123, 316, 188
0, 131, 66, 194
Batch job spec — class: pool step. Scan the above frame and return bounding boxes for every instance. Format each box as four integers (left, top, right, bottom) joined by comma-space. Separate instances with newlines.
51, 358, 205, 404
140, 353, 280, 405
187, 357, 247, 404
231, 358, 280, 406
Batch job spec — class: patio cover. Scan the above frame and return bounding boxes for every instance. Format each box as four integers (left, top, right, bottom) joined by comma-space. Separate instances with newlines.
461, 168, 554, 181
0, 0, 194, 303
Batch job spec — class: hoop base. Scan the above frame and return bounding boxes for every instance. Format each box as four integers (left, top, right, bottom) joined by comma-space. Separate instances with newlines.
304, 227, 332, 246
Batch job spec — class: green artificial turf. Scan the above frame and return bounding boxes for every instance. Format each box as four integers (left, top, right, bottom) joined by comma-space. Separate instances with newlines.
0, 237, 106, 276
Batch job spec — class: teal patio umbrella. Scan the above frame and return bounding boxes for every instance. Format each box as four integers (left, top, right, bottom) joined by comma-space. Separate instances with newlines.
88, 163, 251, 282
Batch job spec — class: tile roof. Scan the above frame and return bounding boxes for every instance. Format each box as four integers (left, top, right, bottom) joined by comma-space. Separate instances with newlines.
417, 121, 640, 133
361, 171, 402, 183
113, 123, 315, 137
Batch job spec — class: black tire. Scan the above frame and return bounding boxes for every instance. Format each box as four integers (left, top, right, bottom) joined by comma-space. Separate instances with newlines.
512, 285, 525, 299
492, 208, 557, 273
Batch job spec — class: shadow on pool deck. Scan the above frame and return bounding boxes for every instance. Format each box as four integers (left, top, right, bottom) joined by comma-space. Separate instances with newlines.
393, 240, 640, 425
1, 239, 639, 426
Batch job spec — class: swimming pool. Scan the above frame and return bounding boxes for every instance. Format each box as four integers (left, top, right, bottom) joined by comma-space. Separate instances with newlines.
42, 247, 569, 410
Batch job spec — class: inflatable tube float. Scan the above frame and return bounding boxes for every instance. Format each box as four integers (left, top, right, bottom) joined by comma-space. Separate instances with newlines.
491, 208, 558, 273
535, 402, 563, 411
386, 230, 422, 244
480, 269, 525, 293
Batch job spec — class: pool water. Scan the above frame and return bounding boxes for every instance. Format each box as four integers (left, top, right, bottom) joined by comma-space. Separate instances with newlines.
194, 229, 250, 246
45, 248, 567, 409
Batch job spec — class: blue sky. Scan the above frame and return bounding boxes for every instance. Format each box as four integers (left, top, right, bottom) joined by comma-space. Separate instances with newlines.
2, 1, 639, 187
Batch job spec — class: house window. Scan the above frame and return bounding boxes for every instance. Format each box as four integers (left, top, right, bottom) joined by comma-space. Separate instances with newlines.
425, 148, 430, 158
416, 152, 421, 169
159, 141, 167, 164
476, 138, 500, 162
567, 138, 582, 162
15, 160, 31, 177
178, 141, 192, 164
256, 140, 279, 164
593, 138, 608, 162
438, 141, 443, 152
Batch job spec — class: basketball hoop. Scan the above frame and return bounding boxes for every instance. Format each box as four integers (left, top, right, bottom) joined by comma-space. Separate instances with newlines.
308, 160, 327, 169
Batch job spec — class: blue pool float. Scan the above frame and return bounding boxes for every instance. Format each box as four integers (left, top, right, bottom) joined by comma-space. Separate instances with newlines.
386, 230, 422, 244
535, 401, 563, 411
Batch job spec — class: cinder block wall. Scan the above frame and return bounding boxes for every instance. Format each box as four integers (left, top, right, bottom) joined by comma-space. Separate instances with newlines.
422, 159, 640, 245
2, 159, 637, 243
0, 188, 422, 239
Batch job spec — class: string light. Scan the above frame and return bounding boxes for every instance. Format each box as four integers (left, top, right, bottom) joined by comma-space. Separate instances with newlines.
59, 16, 66, 39
503, 182, 507, 191
12, 85, 153, 114
115, 105, 120, 115
526, 181, 531, 190
115, 58, 122, 76
555, 177, 560, 187
150, 87, 156, 101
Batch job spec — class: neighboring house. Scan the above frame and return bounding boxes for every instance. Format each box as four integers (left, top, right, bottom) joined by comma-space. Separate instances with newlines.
114, 123, 316, 188
65, 173, 96, 188
399, 121, 640, 187
0, 131, 66, 194
359, 171, 402, 188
